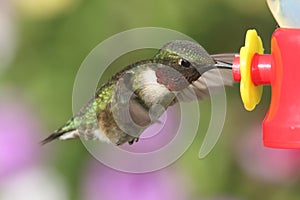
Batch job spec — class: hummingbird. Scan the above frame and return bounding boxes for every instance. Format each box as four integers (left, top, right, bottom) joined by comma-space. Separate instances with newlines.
41, 40, 234, 146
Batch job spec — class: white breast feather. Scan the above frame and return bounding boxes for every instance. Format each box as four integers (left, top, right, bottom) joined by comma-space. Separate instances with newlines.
138, 68, 170, 103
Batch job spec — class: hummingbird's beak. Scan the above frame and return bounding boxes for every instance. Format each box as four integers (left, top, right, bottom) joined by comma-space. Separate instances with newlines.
211, 53, 236, 75
211, 53, 236, 64
195, 62, 232, 76
214, 61, 232, 69
194, 53, 235, 76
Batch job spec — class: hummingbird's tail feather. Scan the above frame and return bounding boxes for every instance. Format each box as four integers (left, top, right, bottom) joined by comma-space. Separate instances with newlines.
41, 119, 79, 145
40, 129, 79, 145
40, 130, 68, 145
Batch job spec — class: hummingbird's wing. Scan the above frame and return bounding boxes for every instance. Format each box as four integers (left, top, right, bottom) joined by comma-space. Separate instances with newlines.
175, 68, 233, 102
211, 53, 237, 64
111, 62, 174, 138
111, 72, 151, 138
128, 96, 152, 127
175, 53, 235, 102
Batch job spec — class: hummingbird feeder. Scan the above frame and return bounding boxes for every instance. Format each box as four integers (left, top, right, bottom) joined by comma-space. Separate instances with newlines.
232, 0, 300, 148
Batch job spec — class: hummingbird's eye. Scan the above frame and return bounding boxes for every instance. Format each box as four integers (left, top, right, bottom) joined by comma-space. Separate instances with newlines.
179, 58, 191, 68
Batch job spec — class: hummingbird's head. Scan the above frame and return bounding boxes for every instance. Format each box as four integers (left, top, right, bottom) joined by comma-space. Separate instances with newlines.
154, 40, 216, 91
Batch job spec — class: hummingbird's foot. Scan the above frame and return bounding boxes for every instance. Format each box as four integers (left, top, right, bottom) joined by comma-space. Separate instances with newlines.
128, 137, 139, 145
128, 140, 134, 145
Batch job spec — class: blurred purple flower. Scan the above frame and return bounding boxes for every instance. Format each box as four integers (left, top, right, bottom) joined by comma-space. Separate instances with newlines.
81, 161, 190, 200
0, 90, 70, 200
0, 91, 41, 179
235, 125, 300, 183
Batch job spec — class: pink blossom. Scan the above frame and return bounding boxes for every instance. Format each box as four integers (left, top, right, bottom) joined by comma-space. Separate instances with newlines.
0, 92, 40, 179
235, 125, 300, 183
81, 161, 190, 200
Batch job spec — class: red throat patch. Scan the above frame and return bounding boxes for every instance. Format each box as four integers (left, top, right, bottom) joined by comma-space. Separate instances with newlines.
155, 68, 190, 91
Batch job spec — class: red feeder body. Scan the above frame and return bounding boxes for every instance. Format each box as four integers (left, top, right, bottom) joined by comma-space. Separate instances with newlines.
264, 28, 300, 148
232, 28, 300, 149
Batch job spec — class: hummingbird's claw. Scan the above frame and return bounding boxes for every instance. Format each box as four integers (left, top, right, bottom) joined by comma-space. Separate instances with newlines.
128, 137, 139, 145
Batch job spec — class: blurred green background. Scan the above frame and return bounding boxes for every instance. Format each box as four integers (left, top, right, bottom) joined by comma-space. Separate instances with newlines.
2, 0, 300, 200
